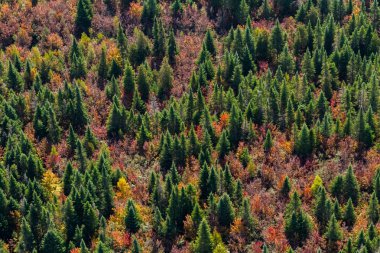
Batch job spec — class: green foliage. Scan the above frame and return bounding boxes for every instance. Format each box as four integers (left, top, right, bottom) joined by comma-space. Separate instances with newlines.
75, 0, 93, 36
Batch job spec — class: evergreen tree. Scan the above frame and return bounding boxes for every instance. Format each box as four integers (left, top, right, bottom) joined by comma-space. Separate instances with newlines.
204, 29, 217, 57
73, 85, 89, 131
152, 18, 167, 64
217, 193, 235, 228
41, 229, 65, 253
141, 0, 158, 34
194, 219, 213, 253
271, 19, 284, 55
325, 215, 342, 252
343, 166, 360, 205
125, 199, 141, 233
314, 186, 332, 232
75, 0, 93, 36
217, 130, 230, 160
280, 176, 291, 198
368, 192, 379, 224
16, 218, 34, 253
228, 104, 242, 148
131, 237, 142, 253
7, 61, 24, 92
343, 198, 356, 228
263, 129, 273, 153
97, 46, 108, 88
167, 29, 178, 66
284, 192, 312, 248
158, 58, 173, 101
356, 108, 373, 150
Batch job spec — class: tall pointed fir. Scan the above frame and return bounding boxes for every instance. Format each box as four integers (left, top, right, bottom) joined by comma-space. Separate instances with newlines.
75, 0, 93, 36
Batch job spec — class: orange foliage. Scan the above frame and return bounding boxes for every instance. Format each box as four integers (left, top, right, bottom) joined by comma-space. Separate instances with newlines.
129, 2, 143, 21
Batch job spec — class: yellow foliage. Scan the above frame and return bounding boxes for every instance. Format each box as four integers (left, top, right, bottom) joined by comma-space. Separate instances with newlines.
41, 170, 62, 198
116, 177, 132, 199
311, 175, 323, 195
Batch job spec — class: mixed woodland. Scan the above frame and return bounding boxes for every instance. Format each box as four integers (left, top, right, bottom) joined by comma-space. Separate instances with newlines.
2, 0, 380, 252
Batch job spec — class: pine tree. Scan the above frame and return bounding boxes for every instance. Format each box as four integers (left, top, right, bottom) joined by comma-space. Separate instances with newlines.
116, 23, 128, 62
343, 198, 356, 228
325, 215, 342, 252
23, 59, 33, 89
160, 132, 173, 171
194, 219, 213, 253
136, 122, 151, 152
271, 19, 284, 55
368, 192, 379, 224
108, 59, 122, 79
263, 129, 273, 153
314, 187, 331, 233
141, 0, 158, 34
70, 52, 87, 80
67, 125, 78, 157
97, 46, 108, 88
83, 126, 98, 157
64, 198, 77, 243
131, 237, 142, 253
63, 162, 74, 196
324, 16, 335, 55
171, 0, 183, 19
295, 123, 313, 159
167, 29, 178, 66
188, 124, 200, 157
130, 29, 151, 66
217, 193, 235, 228
236, 0, 249, 25
73, 85, 88, 131
82, 202, 98, 243
158, 58, 173, 101
284, 192, 312, 248
191, 202, 204, 229
41, 229, 65, 253
204, 29, 217, 57
217, 130, 230, 160
241, 197, 258, 239
152, 18, 167, 64
7, 61, 24, 92
125, 199, 141, 233
356, 108, 373, 150
280, 176, 291, 198
75, 0, 93, 36
260, 0, 272, 19
228, 104, 242, 148
16, 218, 34, 253
343, 166, 360, 205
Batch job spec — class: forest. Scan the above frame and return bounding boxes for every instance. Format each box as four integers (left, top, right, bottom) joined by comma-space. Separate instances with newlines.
1, 0, 380, 252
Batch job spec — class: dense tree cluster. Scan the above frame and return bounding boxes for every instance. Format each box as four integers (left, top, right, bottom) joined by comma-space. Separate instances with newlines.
1, 0, 380, 252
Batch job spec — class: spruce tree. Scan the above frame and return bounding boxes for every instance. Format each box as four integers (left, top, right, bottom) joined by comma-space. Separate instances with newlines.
263, 129, 273, 153
271, 19, 284, 55
125, 199, 141, 233
217, 130, 230, 160
325, 215, 342, 252
217, 193, 235, 228
194, 219, 213, 253
7, 61, 24, 92
97, 46, 108, 88
368, 192, 379, 224
204, 29, 217, 57
41, 229, 65, 253
343, 198, 356, 228
131, 237, 142, 253
343, 166, 360, 205
75, 0, 93, 36
158, 58, 173, 101
167, 29, 179, 66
